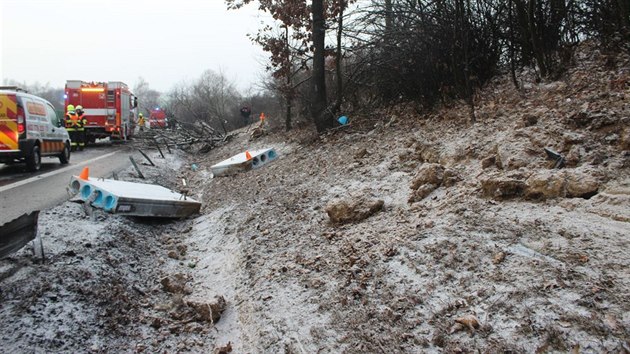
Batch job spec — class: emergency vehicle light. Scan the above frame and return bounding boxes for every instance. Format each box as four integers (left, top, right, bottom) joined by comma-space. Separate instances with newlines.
17, 108, 25, 134
81, 88, 105, 92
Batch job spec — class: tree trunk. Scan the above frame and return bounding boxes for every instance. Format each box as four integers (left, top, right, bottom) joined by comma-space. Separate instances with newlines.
528, 0, 548, 78
311, 0, 332, 132
465, 0, 475, 124
286, 98, 292, 132
513, 0, 533, 64
285, 25, 292, 131
618, 0, 630, 32
509, 0, 519, 89
219, 119, 228, 136
385, 0, 392, 38
334, 1, 344, 113
460, 0, 475, 124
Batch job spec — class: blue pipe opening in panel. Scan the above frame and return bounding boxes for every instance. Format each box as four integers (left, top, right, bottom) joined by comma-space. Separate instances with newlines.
104, 195, 117, 211
92, 190, 104, 207
80, 184, 93, 200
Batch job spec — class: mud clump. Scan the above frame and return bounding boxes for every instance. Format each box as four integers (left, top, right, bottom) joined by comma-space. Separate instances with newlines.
411, 163, 445, 189
325, 197, 384, 224
409, 163, 460, 202
480, 173, 527, 199
161, 273, 192, 294
525, 170, 566, 199
186, 295, 227, 324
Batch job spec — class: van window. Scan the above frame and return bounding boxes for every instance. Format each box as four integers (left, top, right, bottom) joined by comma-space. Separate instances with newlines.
46, 104, 61, 127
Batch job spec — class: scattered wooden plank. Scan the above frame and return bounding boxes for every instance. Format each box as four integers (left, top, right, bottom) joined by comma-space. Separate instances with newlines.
138, 149, 155, 166
129, 156, 145, 179
155, 143, 165, 158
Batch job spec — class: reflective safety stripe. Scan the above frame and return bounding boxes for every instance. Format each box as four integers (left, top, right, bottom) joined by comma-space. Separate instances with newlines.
41, 140, 64, 153
83, 108, 110, 116
0, 127, 18, 149
0, 95, 18, 151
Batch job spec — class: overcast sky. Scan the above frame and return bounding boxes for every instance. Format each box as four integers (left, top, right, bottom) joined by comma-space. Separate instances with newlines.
0, 0, 269, 93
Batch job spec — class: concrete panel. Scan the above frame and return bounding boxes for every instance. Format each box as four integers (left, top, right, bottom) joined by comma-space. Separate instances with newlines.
211, 148, 278, 177
69, 177, 201, 218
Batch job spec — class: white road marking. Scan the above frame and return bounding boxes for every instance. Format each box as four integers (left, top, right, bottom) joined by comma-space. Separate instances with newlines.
0, 151, 121, 193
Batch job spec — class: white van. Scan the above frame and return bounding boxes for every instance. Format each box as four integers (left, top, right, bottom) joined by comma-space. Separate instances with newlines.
0, 89, 71, 171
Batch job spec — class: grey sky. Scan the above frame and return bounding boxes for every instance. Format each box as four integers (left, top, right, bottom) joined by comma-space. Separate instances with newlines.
1, 0, 268, 93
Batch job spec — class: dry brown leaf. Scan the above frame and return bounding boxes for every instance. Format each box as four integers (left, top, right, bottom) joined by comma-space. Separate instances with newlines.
493, 251, 506, 264
454, 315, 480, 332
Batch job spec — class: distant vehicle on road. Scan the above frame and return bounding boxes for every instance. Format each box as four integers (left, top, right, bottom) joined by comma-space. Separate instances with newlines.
0, 88, 71, 171
149, 108, 167, 128
65, 80, 138, 143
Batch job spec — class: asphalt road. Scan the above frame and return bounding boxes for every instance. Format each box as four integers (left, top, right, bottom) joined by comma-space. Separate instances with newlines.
0, 141, 138, 226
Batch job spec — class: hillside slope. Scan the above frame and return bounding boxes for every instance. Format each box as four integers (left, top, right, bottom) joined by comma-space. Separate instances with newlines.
179, 43, 629, 352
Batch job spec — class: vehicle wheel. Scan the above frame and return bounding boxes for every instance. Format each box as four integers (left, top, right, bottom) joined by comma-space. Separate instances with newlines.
26, 145, 41, 171
59, 143, 70, 164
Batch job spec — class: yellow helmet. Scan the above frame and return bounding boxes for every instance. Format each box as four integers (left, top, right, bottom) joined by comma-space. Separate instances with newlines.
67, 104, 75, 111
76, 105, 83, 110
139, 113, 143, 117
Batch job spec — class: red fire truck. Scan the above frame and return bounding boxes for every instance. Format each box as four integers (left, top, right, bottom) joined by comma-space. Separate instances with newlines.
149, 108, 167, 128
64, 80, 138, 143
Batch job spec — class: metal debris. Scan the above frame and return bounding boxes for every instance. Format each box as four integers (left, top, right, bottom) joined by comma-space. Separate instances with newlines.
544, 148, 566, 169
0, 211, 41, 259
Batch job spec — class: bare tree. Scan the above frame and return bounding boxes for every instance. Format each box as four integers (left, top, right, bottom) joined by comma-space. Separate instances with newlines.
165, 70, 241, 134
133, 77, 162, 115
194, 70, 241, 134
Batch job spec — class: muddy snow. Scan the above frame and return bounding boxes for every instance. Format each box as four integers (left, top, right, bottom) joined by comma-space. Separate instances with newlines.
1, 44, 629, 353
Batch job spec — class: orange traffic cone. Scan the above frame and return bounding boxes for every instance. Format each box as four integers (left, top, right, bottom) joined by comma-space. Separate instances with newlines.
79, 167, 89, 180
245, 151, 252, 160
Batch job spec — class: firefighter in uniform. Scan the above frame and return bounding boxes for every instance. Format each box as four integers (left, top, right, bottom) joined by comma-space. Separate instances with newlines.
138, 113, 145, 132
75, 105, 87, 150
64, 105, 80, 151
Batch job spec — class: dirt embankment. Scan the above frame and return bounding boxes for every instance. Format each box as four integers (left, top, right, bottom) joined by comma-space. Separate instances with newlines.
1, 43, 629, 353
180, 43, 629, 353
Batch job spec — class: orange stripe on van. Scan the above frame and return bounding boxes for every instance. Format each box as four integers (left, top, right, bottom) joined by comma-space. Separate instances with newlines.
0, 130, 17, 150
0, 95, 19, 150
